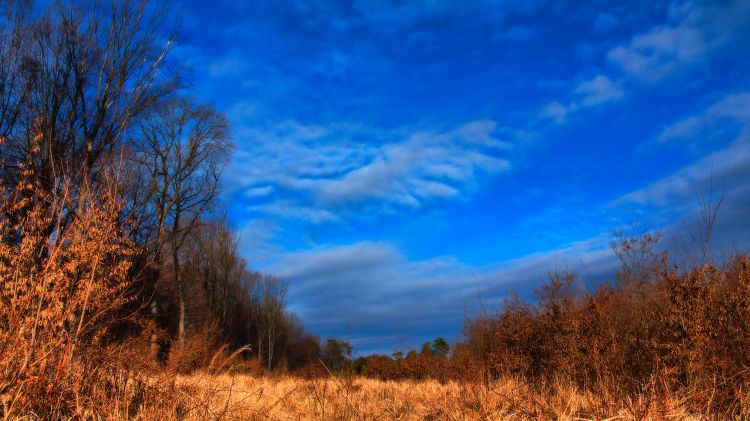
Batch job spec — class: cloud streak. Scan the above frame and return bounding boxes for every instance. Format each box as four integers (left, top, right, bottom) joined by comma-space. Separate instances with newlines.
659, 92, 750, 143
542, 75, 624, 122
226, 120, 512, 220
607, 1, 749, 82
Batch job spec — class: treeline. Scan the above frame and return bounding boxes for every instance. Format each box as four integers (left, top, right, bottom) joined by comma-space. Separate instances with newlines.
157, 216, 322, 373
0, 1, 318, 415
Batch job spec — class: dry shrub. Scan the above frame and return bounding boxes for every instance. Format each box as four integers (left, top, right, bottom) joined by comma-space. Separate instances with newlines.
233, 356, 265, 376
361, 352, 462, 383
0, 167, 194, 418
350, 234, 749, 416
168, 323, 225, 374
462, 247, 750, 415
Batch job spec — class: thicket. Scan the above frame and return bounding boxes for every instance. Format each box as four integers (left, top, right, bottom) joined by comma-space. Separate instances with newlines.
463, 248, 749, 412
352, 232, 750, 414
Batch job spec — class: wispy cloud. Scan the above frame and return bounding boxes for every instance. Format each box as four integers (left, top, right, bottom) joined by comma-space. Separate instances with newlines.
540, 102, 569, 123
252, 202, 342, 224
659, 92, 750, 143
616, 134, 750, 208
611, 130, 750, 262
606, 1, 749, 82
273, 122, 750, 353
208, 53, 249, 77
614, 94, 750, 252
541, 75, 623, 122
182, 0, 750, 353
607, 25, 707, 82
226, 119, 513, 221
574, 75, 624, 107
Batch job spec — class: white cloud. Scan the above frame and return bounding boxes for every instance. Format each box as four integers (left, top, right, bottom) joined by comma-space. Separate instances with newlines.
541, 102, 568, 123
659, 93, 750, 143
611, 131, 750, 264
315, 126, 509, 206
244, 185, 274, 198
209, 54, 249, 77
574, 75, 624, 107
619, 132, 750, 206
616, 96, 750, 207
544, 1, 749, 125
252, 202, 341, 223
606, 0, 749, 82
226, 119, 512, 220
541, 75, 623, 122
607, 25, 707, 81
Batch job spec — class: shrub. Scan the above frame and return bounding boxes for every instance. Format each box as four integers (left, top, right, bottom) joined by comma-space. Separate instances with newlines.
0, 170, 191, 418
461, 250, 750, 413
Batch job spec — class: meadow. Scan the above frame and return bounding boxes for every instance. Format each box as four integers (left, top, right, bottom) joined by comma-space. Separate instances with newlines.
174, 374, 741, 420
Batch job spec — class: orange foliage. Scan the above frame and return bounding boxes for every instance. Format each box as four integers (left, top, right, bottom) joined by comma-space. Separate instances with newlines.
0, 169, 191, 417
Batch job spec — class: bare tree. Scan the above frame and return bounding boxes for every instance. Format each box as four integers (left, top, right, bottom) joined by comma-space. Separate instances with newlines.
610, 227, 664, 287
255, 275, 288, 370
0, 2, 31, 145
673, 172, 728, 267
693, 175, 725, 265
185, 213, 243, 328
0, 0, 178, 209
133, 96, 231, 347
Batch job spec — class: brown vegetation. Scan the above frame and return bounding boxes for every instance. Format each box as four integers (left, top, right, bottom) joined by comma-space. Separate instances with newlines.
177, 374, 739, 420
460, 238, 750, 414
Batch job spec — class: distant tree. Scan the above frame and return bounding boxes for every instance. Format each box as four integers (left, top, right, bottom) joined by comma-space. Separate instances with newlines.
322, 338, 352, 373
611, 229, 664, 287
431, 337, 450, 358
287, 333, 321, 370
255, 275, 288, 370
353, 356, 368, 374
420, 342, 432, 356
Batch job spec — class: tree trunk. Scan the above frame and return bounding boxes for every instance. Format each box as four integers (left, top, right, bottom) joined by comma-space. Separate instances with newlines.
267, 328, 273, 371
173, 209, 186, 348
150, 182, 170, 358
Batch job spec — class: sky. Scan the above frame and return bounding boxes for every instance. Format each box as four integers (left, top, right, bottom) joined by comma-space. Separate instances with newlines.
175, 0, 750, 355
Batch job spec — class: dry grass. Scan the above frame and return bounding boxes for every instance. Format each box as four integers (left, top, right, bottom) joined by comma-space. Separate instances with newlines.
176, 373, 723, 420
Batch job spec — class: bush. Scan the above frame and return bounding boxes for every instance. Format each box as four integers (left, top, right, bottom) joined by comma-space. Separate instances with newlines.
0, 173, 192, 418
461, 251, 750, 413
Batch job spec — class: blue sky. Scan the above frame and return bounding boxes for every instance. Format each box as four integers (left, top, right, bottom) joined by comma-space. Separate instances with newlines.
176, 0, 750, 354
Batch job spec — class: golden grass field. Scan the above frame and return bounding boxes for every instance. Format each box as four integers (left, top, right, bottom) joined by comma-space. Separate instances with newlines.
176, 374, 703, 420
